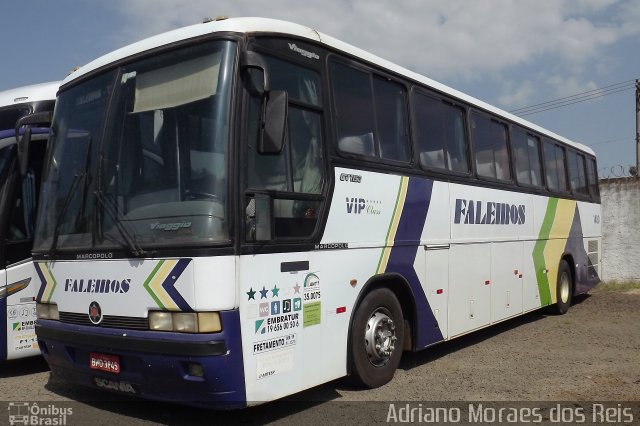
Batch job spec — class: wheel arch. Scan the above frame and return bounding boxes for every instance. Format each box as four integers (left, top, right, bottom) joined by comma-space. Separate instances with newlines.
561, 252, 576, 293
345, 272, 416, 375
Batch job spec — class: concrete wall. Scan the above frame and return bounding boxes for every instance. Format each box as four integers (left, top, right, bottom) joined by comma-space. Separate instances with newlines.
600, 177, 640, 281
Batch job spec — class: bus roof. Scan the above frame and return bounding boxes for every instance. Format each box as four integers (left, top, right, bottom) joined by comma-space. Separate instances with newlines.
62, 17, 594, 156
0, 81, 60, 108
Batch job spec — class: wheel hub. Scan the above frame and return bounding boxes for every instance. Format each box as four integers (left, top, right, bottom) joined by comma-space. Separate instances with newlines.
364, 310, 397, 366
560, 272, 570, 303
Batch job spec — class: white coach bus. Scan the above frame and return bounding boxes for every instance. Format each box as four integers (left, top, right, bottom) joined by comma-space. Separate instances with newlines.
0, 82, 58, 361
29, 18, 600, 407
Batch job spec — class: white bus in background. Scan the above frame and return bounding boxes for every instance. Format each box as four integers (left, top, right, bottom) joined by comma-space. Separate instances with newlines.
0, 82, 58, 361
30, 18, 600, 408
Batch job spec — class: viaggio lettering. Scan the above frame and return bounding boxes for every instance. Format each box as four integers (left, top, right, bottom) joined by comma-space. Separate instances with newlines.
454, 199, 525, 225
287, 43, 320, 59
64, 278, 131, 294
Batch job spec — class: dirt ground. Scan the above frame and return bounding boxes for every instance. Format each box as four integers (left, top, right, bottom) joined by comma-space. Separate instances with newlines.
1, 288, 638, 425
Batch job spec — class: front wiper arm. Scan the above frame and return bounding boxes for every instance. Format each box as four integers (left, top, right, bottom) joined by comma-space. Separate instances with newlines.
49, 133, 93, 257
93, 190, 145, 257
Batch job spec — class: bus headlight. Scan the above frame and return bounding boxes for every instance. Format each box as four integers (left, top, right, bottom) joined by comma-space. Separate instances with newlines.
173, 313, 197, 332
197, 312, 222, 333
148, 311, 221, 333
148, 312, 173, 331
36, 303, 60, 320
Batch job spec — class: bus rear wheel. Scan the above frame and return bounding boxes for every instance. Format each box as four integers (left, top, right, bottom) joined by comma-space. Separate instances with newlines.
552, 260, 573, 315
349, 287, 404, 388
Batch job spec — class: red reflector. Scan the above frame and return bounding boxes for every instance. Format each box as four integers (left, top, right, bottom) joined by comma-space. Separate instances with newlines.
336, 306, 346, 314
436, 289, 443, 294
485, 280, 490, 285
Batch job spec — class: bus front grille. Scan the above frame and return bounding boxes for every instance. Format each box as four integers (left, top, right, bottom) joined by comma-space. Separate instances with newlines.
58, 312, 149, 330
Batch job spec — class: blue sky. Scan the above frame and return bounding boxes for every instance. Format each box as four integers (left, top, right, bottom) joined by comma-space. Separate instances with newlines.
2, 0, 639, 175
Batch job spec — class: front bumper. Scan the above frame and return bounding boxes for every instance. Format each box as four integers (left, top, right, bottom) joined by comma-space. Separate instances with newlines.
36, 309, 246, 408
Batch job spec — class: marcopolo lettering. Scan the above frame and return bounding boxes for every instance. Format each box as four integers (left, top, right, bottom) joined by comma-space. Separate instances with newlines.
64, 278, 131, 294
454, 199, 526, 225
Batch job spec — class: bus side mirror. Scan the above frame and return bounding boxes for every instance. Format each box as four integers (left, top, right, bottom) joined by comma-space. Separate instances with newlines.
260, 90, 287, 155
240, 50, 287, 155
240, 50, 271, 93
15, 111, 52, 176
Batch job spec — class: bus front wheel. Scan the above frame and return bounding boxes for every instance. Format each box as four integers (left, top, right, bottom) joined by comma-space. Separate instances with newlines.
349, 287, 404, 388
552, 260, 573, 315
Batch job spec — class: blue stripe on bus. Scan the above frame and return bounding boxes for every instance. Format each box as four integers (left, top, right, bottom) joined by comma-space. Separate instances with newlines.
161, 259, 193, 311
34, 263, 47, 303
384, 177, 444, 348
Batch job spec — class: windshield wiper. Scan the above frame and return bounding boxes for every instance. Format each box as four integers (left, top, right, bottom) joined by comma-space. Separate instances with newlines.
49, 173, 83, 256
49, 134, 93, 257
93, 190, 145, 257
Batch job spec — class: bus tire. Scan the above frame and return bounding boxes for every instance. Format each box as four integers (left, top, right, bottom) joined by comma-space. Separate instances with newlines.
349, 287, 404, 388
552, 260, 573, 315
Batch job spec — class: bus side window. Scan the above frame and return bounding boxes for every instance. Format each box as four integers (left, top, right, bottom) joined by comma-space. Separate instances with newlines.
586, 158, 599, 197
413, 92, 468, 173
512, 128, 543, 187
331, 61, 411, 162
471, 113, 511, 181
568, 150, 588, 195
543, 140, 568, 192
372, 77, 410, 162
331, 62, 376, 157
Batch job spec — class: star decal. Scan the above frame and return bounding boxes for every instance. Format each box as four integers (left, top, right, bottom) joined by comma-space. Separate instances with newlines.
246, 287, 256, 300
293, 283, 301, 294
259, 286, 269, 299
271, 285, 280, 298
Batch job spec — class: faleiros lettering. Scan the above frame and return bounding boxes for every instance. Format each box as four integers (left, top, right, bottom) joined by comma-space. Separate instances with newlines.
64, 278, 131, 293
454, 199, 525, 225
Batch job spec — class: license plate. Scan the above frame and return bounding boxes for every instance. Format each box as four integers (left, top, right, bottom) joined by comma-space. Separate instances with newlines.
90, 352, 120, 374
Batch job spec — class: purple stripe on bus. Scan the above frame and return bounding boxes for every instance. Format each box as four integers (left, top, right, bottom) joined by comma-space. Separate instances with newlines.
385, 177, 444, 348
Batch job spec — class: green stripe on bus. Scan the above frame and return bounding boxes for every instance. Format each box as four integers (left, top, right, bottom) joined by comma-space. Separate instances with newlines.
532, 198, 558, 306
143, 260, 166, 309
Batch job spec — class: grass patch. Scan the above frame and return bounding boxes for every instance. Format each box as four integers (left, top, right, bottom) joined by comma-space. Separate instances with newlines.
592, 281, 640, 293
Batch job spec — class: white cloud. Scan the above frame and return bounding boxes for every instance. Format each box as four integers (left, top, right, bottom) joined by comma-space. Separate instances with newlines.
110, 0, 640, 103
546, 75, 600, 99
498, 81, 535, 108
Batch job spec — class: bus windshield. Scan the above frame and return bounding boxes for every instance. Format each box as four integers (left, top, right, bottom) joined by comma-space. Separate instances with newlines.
34, 40, 236, 254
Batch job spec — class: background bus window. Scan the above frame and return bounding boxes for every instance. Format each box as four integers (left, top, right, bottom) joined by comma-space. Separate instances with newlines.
511, 128, 543, 187
331, 61, 410, 162
471, 113, 511, 181
568, 150, 588, 195
413, 93, 468, 173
